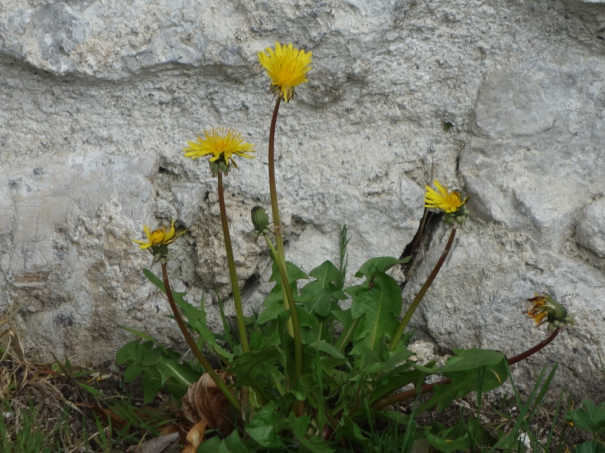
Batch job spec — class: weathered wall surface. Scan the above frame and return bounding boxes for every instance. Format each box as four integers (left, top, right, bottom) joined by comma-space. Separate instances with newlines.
1, 0, 604, 396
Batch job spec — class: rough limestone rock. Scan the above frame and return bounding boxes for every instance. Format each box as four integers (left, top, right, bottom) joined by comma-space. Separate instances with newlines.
1, 0, 605, 397
577, 197, 605, 258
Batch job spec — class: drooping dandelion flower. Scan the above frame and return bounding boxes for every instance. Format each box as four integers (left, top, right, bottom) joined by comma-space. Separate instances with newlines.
526, 294, 549, 326
525, 293, 576, 332
424, 180, 468, 214
132, 220, 186, 250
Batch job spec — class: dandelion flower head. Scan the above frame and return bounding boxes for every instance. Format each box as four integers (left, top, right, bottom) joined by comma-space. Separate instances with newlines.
258, 42, 312, 102
525, 293, 576, 331
132, 220, 186, 250
183, 128, 255, 168
424, 180, 468, 214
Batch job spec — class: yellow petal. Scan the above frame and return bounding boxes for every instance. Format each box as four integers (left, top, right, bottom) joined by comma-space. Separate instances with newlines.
143, 224, 152, 242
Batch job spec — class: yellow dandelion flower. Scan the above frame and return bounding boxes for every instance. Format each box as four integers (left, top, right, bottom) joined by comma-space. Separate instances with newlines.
183, 128, 255, 168
424, 180, 468, 214
258, 42, 312, 102
132, 220, 186, 250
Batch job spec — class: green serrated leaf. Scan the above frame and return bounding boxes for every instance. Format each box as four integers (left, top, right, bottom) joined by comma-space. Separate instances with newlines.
160, 361, 198, 388
419, 350, 508, 412
573, 441, 605, 453
291, 378, 307, 401
299, 282, 333, 317
115, 339, 142, 365
143, 268, 164, 288
310, 260, 341, 284
141, 347, 162, 366
415, 348, 507, 375
198, 437, 221, 452
246, 402, 285, 448
354, 256, 409, 279
269, 261, 308, 283
165, 378, 189, 400
257, 302, 286, 324
369, 367, 423, 403
297, 306, 322, 344
124, 362, 144, 383
117, 325, 155, 342
171, 293, 234, 361
566, 400, 605, 436
350, 271, 402, 351
334, 416, 371, 451
363, 346, 414, 374
230, 348, 280, 372
250, 330, 280, 351
142, 372, 163, 404
425, 421, 470, 453
288, 412, 335, 453
289, 412, 311, 438
334, 309, 360, 352
223, 430, 249, 453
312, 341, 345, 359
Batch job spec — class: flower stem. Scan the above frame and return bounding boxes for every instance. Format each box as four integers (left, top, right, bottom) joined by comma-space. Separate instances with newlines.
160, 263, 240, 412
390, 227, 457, 351
268, 98, 285, 261
507, 327, 560, 365
373, 327, 561, 411
263, 234, 303, 383
217, 171, 249, 354
267, 98, 294, 336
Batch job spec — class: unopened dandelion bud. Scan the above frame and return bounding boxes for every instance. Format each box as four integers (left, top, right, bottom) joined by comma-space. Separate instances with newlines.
251, 206, 270, 233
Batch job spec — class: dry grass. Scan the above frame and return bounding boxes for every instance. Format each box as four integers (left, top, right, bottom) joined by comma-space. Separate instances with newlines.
0, 313, 183, 453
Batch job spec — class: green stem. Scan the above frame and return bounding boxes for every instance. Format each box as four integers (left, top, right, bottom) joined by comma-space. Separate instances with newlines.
217, 171, 249, 353
390, 227, 457, 351
160, 263, 240, 412
264, 234, 302, 382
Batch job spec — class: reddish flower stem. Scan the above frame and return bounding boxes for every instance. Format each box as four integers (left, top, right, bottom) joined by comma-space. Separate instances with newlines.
268, 98, 285, 261
507, 327, 560, 365
160, 263, 240, 412
390, 227, 457, 351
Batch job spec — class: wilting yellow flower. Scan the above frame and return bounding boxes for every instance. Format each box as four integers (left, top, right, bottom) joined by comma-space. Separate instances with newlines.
132, 220, 186, 250
525, 293, 576, 331
526, 294, 549, 326
258, 42, 312, 102
424, 180, 468, 214
183, 128, 255, 168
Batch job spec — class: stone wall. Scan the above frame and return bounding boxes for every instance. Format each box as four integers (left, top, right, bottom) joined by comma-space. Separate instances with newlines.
1, 0, 605, 396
